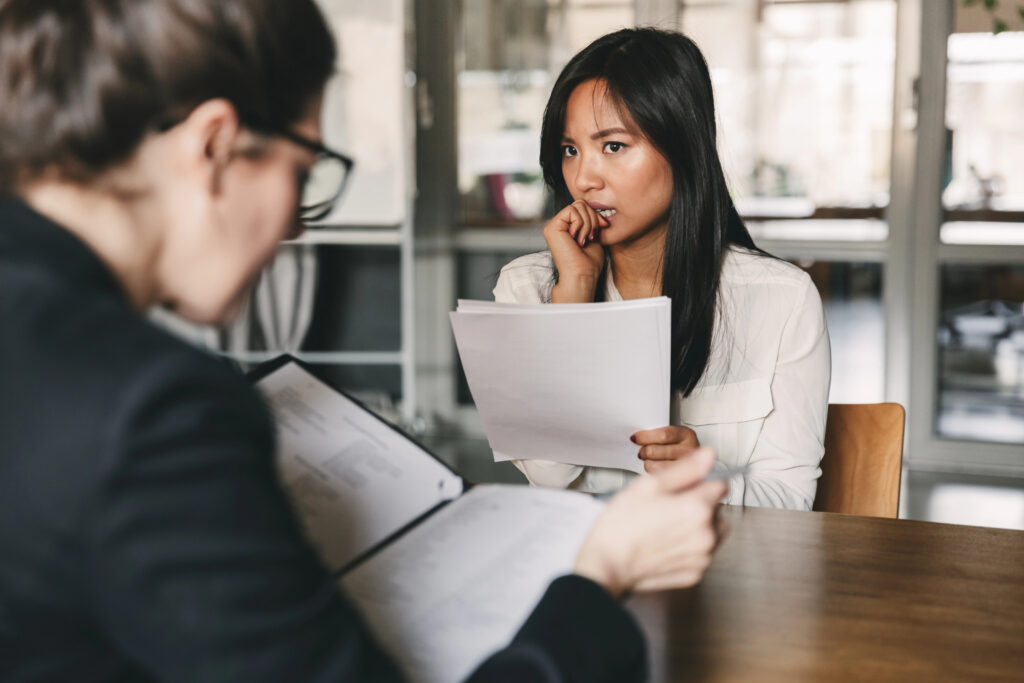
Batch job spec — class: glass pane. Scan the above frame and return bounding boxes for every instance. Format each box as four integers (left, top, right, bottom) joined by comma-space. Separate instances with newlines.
937, 264, 1024, 444
941, 30, 1024, 244
302, 246, 401, 353
680, 1, 895, 227
794, 260, 885, 403
458, 1, 633, 225
154, 244, 400, 356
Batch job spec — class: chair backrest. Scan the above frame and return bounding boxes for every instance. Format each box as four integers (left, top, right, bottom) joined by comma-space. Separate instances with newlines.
813, 403, 905, 518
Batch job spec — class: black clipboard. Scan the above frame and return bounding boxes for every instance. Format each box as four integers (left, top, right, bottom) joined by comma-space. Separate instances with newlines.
248, 353, 469, 575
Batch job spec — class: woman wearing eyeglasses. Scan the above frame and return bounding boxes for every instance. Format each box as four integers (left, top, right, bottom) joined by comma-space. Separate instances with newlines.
494, 28, 831, 510
0, 2, 725, 681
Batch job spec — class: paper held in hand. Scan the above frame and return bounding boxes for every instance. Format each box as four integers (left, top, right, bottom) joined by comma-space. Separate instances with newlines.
253, 358, 605, 683
450, 297, 671, 473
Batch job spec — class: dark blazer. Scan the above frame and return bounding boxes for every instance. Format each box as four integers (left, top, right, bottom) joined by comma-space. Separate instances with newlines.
0, 195, 645, 682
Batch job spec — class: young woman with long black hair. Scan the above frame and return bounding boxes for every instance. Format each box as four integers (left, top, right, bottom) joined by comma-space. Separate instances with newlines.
495, 28, 831, 510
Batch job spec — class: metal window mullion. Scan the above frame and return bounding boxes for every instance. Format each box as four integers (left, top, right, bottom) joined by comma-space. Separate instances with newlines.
884, 0, 922, 424
226, 350, 404, 365
905, 2, 954, 470
754, 240, 889, 263
413, 0, 460, 432
936, 244, 1024, 264
908, 440, 1024, 476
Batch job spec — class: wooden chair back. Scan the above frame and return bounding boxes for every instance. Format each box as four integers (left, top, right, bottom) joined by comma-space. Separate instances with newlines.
813, 403, 905, 518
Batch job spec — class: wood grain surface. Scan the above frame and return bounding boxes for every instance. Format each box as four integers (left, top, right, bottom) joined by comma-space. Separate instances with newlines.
628, 504, 1024, 682
815, 403, 905, 518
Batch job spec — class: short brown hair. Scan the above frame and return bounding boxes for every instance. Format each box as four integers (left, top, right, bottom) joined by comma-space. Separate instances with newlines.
0, 0, 336, 189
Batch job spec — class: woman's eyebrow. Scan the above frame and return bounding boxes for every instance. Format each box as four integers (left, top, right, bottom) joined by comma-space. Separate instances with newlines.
562, 127, 631, 144
591, 127, 630, 140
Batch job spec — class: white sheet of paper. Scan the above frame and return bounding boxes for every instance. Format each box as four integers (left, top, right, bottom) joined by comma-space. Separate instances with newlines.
256, 361, 463, 570
341, 484, 604, 683
450, 297, 671, 473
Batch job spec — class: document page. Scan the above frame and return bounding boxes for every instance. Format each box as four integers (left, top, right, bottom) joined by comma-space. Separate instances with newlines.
341, 484, 604, 683
256, 361, 464, 570
451, 297, 670, 473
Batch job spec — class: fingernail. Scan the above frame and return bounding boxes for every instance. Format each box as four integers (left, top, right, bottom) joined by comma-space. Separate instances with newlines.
629, 434, 637, 443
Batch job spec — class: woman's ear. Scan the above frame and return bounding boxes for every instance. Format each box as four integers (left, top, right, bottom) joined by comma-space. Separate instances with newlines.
167, 98, 241, 195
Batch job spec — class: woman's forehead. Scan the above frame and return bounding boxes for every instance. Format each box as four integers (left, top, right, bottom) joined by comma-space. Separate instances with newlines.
563, 79, 637, 137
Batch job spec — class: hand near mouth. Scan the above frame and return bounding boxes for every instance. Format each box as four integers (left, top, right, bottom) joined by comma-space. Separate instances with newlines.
542, 198, 609, 303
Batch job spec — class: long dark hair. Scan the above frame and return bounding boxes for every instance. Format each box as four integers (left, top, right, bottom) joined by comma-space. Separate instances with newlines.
0, 0, 335, 190
540, 27, 762, 396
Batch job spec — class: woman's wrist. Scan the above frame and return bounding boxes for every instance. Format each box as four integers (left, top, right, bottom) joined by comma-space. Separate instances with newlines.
552, 274, 598, 303
573, 546, 628, 599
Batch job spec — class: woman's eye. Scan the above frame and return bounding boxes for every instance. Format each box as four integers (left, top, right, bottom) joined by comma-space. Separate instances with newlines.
604, 142, 625, 153
561, 145, 578, 158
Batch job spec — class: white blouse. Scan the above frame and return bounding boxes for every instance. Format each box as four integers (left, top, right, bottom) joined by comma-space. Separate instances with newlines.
492, 246, 831, 510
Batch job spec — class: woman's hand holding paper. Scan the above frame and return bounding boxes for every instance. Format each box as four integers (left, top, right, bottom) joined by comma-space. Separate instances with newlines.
632, 425, 701, 474
573, 448, 726, 598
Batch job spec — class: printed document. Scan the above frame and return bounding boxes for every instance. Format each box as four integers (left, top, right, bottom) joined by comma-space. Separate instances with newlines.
451, 297, 671, 473
254, 359, 606, 683
257, 362, 464, 570
342, 485, 603, 683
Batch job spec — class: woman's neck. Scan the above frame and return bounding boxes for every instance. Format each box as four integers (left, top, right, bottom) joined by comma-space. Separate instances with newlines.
21, 181, 161, 310
608, 223, 666, 300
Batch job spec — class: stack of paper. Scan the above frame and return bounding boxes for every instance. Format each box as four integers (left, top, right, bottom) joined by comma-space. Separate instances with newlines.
450, 297, 671, 473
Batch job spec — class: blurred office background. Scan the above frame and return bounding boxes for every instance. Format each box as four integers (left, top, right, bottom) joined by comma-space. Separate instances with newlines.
166, 0, 1024, 530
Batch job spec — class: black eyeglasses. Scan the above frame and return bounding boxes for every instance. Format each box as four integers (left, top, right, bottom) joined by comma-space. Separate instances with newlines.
273, 128, 354, 223
155, 112, 354, 223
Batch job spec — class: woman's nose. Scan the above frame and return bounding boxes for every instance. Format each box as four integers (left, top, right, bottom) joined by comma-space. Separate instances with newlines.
571, 154, 604, 193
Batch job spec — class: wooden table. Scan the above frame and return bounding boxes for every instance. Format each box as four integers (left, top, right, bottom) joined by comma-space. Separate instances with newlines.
628, 505, 1024, 682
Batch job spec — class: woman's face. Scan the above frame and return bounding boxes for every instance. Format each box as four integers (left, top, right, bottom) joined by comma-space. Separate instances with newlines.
560, 79, 673, 248
163, 99, 323, 326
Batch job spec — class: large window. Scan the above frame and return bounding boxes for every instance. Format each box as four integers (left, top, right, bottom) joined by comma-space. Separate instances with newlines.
932, 13, 1024, 447
680, 0, 896, 403
937, 264, 1024, 444
458, 1, 633, 225
416, 0, 1024, 474
682, 0, 896, 221
942, 31, 1024, 243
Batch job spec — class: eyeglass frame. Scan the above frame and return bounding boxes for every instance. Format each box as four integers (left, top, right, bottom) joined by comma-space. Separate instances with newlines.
270, 126, 354, 223
154, 110, 355, 223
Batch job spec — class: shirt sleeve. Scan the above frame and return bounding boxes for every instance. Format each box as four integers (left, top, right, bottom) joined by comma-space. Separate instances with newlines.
81, 354, 406, 683
466, 575, 646, 683
726, 276, 831, 510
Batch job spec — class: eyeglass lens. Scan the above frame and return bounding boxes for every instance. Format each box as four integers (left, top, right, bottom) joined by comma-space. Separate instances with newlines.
300, 154, 349, 221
